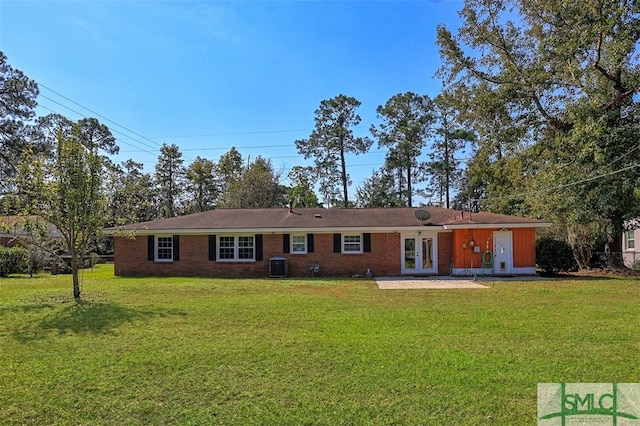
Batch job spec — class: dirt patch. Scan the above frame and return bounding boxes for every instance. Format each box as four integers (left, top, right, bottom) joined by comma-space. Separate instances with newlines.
375, 277, 490, 289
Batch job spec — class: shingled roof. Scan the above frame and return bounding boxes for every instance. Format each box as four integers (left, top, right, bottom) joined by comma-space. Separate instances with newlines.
105, 207, 551, 234
0, 215, 62, 239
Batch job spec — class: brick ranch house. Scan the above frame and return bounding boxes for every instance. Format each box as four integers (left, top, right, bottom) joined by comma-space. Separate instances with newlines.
105, 207, 552, 278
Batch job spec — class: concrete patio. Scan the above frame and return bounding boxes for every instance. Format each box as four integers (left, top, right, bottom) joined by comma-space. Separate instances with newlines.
375, 275, 551, 289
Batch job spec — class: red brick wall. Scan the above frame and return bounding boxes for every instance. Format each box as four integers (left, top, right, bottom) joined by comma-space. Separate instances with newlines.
114, 232, 404, 278
113, 228, 537, 278
438, 232, 453, 275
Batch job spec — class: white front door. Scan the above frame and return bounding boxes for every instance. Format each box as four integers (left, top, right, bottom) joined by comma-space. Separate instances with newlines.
493, 231, 513, 275
402, 233, 437, 274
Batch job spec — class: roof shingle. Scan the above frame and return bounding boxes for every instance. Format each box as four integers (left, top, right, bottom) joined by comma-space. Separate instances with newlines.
105, 207, 551, 233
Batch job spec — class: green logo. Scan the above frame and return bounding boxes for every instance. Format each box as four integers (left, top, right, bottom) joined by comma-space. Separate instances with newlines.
538, 383, 640, 425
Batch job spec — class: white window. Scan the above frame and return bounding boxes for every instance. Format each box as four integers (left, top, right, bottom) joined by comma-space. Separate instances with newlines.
343, 234, 362, 253
219, 236, 235, 259
156, 236, 173, 261
218, 235, 255, 261
626, 230, 635, 250
291, 235, 307, 254
238, 236, 254, 259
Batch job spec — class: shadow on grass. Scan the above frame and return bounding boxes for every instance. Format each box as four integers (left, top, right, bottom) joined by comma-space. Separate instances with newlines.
11, 300, 187, 342
0, 303, 56, 314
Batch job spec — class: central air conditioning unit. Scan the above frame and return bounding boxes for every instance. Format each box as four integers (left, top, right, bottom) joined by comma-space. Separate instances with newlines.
269, 257, 287, 278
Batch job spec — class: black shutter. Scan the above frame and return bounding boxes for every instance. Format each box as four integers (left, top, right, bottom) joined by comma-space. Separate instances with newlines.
208, 235, 216, 261
363, 233, 371, 253
307, 234, 314, 253
333, 233, 341, 253
147, 235, 154, 261
255, 234, 263, 261
283, 234, 290, 253
172, 235, 180, 261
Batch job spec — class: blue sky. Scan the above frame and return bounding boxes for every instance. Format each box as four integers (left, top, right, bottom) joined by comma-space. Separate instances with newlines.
1, 0, 463, 199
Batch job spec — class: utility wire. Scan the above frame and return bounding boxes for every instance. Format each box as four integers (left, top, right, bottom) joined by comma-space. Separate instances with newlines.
37, 84, 198, 162
40, 81, 621, 204
39, 83, 163, 149
38, 97, 159, 155
474, 163, 640, 203
149, 129, 312, 139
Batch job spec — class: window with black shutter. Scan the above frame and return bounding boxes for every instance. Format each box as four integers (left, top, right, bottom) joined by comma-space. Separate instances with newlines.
363, 233, 371, 253
147, 235, 154, 261
172, 235, 180, 261
307, 234, 314, 253
283, 234, 290, 253
333, 233, 341, 253
255, 234, 263, 261
208, 235, 216, 261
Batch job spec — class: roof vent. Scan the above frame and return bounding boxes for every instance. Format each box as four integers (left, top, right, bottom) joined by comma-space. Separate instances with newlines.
314, 214, 322, 219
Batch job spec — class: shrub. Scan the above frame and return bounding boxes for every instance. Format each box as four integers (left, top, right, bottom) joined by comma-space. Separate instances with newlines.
0, 246, 29, 277
27, 248, 47, 276
536, 237, 578, 276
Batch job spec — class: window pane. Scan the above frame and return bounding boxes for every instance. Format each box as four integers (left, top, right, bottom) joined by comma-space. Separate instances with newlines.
157, 237, 173, 260
422, 237, 433, 269
238, 236, 253, 247
343, 235, 361, 252
238, 236, 254, 259
627, 230, 635, 249
219, 236, 235, 259
404, 238, 415, 269
292, 235, 306, 252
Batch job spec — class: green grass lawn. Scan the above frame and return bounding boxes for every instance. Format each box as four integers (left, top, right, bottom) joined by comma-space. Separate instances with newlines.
1, 265, 638, 425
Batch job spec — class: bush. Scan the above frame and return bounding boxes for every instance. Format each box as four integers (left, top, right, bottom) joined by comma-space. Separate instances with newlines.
0, 246, 29, 277
536, 237, 578, 276
27, 248, 47, 276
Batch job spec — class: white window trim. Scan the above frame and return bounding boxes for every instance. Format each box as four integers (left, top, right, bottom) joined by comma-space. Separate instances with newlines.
342, 234, 363, 254
625, 230, 636, 251
217, 234, 256, 262
290, 234, 307, 254
155, 235, 174, 262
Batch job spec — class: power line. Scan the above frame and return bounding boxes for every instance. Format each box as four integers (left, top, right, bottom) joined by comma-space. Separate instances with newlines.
474, 163, 640, 203
37, 84, 198, 163
39, 84, 164, 149
120, 143, 296, 153
38, 82, 628, 203
37, 104, 158, 157
148, 129, 313, 139
38, 95, 160, 154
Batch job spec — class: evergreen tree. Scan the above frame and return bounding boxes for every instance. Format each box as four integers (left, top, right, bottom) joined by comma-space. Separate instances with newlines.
286, 166, 320, 208
426, 94, 475, 209
154, 143, 185, 218
370, 92, 434, 207
185, 156, 218, 213
295, 94, 372, 208
0, 52, 40, 196
224, 157, 286, 208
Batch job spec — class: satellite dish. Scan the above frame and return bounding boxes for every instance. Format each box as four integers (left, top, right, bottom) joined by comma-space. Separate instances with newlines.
415, 209, 431, 221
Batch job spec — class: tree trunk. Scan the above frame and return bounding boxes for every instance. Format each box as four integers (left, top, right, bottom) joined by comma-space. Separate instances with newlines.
71, 250, 81, 299
604, 218, 625, 268
573, 246, 592, 271
406, 164, 412, 208
340, 146, 348, 208
444, 136, 450, 209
